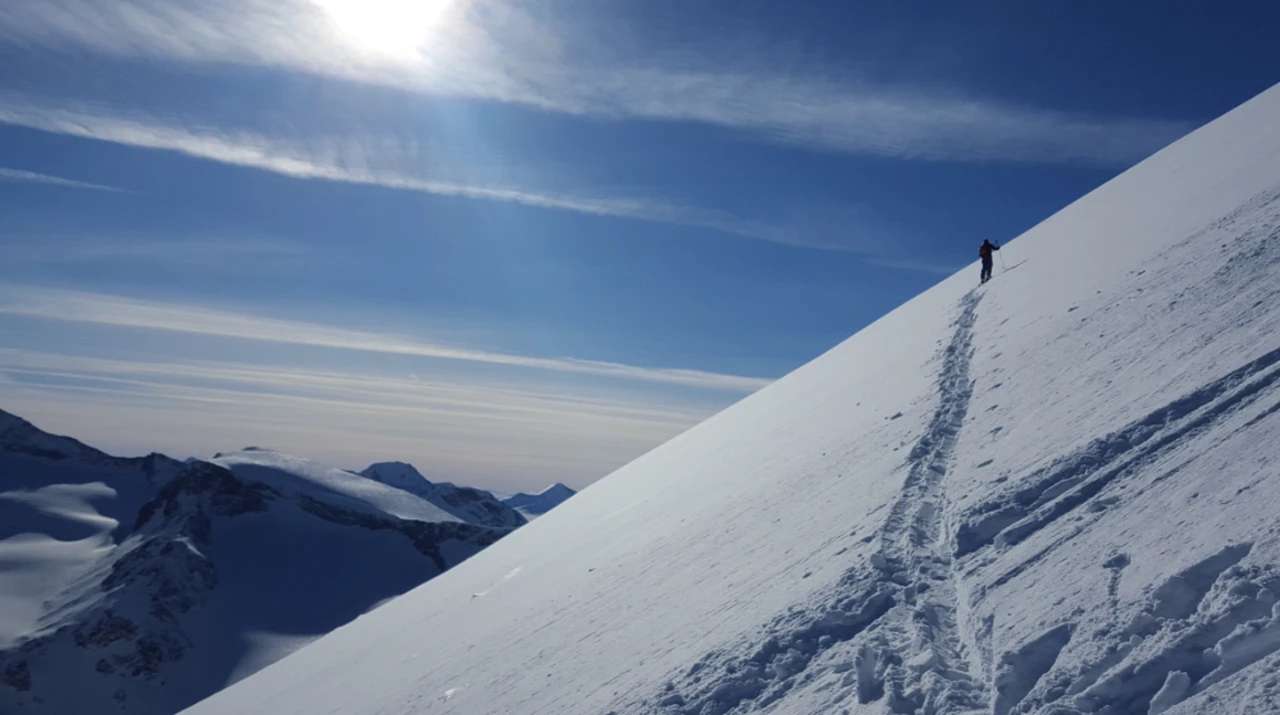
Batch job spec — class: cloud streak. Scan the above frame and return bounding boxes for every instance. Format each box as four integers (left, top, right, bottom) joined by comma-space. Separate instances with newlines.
4, 236, 305, 264
0, 348, 711, 433
864, 256, 963, 276
0, 286, 772, 393
0, 0, 1193, 167
0, 95, 1089, 270
0, 95, 791, 246
0, 348, 719, 487
0, 166, 125, 192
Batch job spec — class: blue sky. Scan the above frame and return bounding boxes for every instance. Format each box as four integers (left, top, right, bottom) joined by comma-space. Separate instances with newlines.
1, 0, 1276, 491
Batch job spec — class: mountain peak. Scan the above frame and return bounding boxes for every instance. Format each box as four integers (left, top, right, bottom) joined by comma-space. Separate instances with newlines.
540, 482, 574, 497
0, 408, 90, 461
359, 462, 526, 529
502, 482, 576, 515
359, 461, 433, 492
0, 407, 28, 429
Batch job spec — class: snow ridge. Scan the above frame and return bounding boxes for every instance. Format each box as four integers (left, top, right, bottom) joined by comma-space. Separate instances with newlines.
631, 291, 986, 715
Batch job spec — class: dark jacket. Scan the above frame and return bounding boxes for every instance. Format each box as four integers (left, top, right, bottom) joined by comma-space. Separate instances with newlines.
979, 240, 1000, 261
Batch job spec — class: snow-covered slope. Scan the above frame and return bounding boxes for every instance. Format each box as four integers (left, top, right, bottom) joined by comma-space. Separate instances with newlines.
0, 420, 520, 714
361, 462, 526, 528
502, 482, 577, 518
183, 84, 1280, 715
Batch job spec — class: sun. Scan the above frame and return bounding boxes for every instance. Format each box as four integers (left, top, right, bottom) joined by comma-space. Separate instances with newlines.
316, 0, 455, 59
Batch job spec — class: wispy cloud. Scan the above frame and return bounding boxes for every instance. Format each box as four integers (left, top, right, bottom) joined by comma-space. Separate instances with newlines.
0, 348, 712, 431
864, 256, 963, 276
587, 72, 1193, 167
0, 285, 772, 392
0, 96, 1051, 269
0, 166, 125, 192
0, 348, 719, 487
0, 95, 791, 245
4, 236, 305, 264
0, 0, 1193, 167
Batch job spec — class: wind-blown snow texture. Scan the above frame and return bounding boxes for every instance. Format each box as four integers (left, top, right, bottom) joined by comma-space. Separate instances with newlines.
0, 424, 520, 714
197, 84, 1280, 714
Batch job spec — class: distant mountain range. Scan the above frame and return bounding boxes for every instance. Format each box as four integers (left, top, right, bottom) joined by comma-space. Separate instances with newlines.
0, 409, 567, 714
360, 461, 531, 527
501, 482, 577, 517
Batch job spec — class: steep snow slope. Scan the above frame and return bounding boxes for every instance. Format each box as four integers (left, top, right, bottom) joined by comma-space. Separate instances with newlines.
361, 462, 526, 528
503, 482, 577, 518
0, 423, 519, 714
184, 84, 1280, 715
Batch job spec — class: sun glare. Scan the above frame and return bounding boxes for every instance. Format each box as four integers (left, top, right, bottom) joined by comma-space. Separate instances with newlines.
316, 0, 454, 59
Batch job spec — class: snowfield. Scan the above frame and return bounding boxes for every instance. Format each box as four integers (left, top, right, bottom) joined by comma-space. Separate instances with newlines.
0, 433, 522, 714
182, 83, 1280, 715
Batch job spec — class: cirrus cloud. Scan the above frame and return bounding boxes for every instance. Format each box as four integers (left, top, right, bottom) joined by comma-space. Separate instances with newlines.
0, 0, 1193, 167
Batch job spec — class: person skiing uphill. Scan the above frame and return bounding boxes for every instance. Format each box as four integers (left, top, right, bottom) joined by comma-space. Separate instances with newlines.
979, 239, 1000, 284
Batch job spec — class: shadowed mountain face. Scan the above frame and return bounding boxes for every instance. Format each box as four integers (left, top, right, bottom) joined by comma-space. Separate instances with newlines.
502, 482, 577, 517
361, 461, 527, 528
0, 411, 519, 715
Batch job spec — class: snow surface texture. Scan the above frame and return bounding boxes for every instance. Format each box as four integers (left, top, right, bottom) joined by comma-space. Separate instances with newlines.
183, 83, 1280, 715
0, 419, 520, 714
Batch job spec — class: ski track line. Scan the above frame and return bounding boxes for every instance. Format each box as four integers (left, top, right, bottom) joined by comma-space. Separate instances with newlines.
623, 291, 986, 715
956, 340, 1280, 570
862, 288, 987, 715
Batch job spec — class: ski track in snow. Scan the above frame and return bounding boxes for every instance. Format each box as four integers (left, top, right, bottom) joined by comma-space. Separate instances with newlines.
625, 192, 1280, 715
957, 341, 1280, 568
862, 290, 985, 714
630, 292, 987, 715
